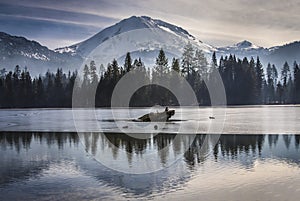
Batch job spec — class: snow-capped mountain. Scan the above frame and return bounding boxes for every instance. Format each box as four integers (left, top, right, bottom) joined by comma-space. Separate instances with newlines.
0, 32, 82, 74
1, 15, 300, 74
217, 40, 300, 68
56, 16, 216, 66
264, 41, 300, 67
218, 40, 264, 52
55, 15, 300, 69
218, 40, 266, 56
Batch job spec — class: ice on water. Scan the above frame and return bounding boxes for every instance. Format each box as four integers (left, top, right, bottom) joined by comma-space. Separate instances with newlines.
0, 105, 299, 134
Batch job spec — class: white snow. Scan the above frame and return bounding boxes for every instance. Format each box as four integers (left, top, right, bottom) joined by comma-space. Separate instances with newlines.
20, 51, 50, 61
158, 25, 178, 37
56, 16, 216, 62
55, 46, 77, 54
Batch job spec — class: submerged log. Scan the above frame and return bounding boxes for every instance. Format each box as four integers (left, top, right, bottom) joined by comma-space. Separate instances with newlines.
138, 110, 175, 122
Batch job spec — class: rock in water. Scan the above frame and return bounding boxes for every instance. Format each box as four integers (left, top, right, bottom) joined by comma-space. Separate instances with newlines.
138, 110, 175, 122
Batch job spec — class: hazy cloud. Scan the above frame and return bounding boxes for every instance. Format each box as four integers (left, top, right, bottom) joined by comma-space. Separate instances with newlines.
0, 0, 299, 48
0, 15, 100, 48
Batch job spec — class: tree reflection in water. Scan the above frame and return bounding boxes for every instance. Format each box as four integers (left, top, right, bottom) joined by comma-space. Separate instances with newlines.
1, 133, 300, 166
1, 132, 300, 200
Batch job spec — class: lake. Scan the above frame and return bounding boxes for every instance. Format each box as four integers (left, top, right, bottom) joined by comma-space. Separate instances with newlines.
0, 106, 300, 200
0, 105, 299, 134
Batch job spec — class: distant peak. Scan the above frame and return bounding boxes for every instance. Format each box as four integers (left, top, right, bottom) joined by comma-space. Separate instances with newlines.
236, 40, 253, 47
123, 15, 153, 22
140, 16, 152, 20
116, 15, 155, 29
109, 15, 194, 39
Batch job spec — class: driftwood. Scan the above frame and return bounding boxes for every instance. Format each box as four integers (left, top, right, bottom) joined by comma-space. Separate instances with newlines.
138, 110, 175, 122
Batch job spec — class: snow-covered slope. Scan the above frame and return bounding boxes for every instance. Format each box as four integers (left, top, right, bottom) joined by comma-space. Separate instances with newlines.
55, 16, 300, 69
56, 16, 216, 65
217, 40, 267, 57
263, 41, 300, 67
2, 15, 300, 74
0, 32, 82, 74
217, 40, 300, 68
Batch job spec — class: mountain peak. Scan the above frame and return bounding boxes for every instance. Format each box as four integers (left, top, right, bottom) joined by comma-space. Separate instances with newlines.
217, 40, 264, 55
57, 15, 203, 57
226, 40, 262, 50
117, 16, 193, 38
0, 31, 82, 75
236, 40, 253, 48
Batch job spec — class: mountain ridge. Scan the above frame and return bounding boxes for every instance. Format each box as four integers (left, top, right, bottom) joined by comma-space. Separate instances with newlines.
1, 16, 300, 74
0, 32, 82, 74
55, 16, 215, 59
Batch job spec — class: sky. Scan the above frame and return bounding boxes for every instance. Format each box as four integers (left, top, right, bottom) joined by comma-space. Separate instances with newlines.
0, 0, 299, 49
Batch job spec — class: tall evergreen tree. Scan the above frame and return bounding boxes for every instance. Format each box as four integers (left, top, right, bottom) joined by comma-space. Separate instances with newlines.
124, 52, 133, 72
36, 76, 44, 107
89, 60, 98, 85
171, 58, 180, 73
111, 59, 120, 81
83, 64, 90, 86
14, 65, 21, 79
193, 49, 208, 79
266, 63, 275, 103
155, 48, 169, 76
181, 42, 194, 79
272, 64, 278, 87
248, 57, 257, 104
294, 61, 300, 103
255, 57, 264, 102
281, 62, 291, 103
212, 52, 218, 68
54, 68, 64, 106
281, 62, 290, 87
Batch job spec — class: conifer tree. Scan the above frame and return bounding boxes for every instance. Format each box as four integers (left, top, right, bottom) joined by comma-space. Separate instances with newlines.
255, 57, 264, 102
181, 42, 194, 79
89, 60, 98, 85
83, 64, 90, 86
124, 52, 132, 72
171, 58, 180, 73
294, 61, 300, 103
193, 49, 208, 79
155, 48, 169, 76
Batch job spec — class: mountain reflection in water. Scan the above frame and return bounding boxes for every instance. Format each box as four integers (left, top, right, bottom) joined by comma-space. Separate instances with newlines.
0, 133, 300, 200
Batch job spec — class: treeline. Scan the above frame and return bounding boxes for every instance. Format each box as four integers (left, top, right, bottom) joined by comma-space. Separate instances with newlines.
0, 43, 300, 108
219, 55, 300, 104
0, 67, 77, 107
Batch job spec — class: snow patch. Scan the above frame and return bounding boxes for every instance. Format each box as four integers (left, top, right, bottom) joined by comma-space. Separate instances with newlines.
54, 45, 78, 55
157, 25, 178, 36
21, 51, 50, 61
56, 16, 216, 59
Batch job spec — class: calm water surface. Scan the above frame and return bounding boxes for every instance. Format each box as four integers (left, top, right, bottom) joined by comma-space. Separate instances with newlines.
0, 132, 300, 200
0, 106, 300, 200
0, 105, 299, 134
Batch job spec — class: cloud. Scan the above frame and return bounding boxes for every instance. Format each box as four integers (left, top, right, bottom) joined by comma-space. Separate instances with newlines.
0, 15, 100, 49
0, 2, 119, 49
1, 0, 300, 48
0, 2, 118, 27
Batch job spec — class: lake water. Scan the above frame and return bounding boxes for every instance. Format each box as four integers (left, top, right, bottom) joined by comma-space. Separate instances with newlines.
0, 105, 299, 134
0, 133, 300, 200
0, 106, 300, 200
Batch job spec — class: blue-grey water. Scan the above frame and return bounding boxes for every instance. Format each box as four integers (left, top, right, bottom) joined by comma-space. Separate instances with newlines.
0, 106, 300, 200
0, 105, 299, 134
0, 133, 300, 200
